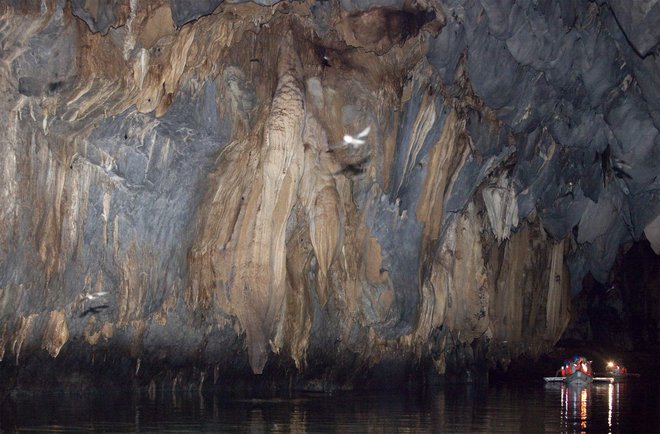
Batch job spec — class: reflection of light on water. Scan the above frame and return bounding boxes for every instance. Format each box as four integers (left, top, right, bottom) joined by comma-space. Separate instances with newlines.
552, 380, 633, 434
608, 382, 613, 432
580, 388, 588, 430
558, 385, 591, 433
559, 385, 568, 430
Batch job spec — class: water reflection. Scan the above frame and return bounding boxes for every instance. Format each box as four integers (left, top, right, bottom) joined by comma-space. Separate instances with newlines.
607, 382, 624, 434
547, 380, 643, 434
559, 384, 591, 432
608, 383, 613, 431
1, 380, 656, 433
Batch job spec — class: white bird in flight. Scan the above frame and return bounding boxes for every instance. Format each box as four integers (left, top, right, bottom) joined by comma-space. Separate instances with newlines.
343, 126, 371, 148
84, 291, 109, 301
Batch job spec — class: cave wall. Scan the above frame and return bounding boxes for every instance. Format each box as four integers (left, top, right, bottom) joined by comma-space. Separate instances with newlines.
561, 239, 660, 349
0, 0, 657, 389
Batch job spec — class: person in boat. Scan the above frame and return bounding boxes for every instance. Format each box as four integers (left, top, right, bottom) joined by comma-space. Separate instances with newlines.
560, 356, 591, 377
555, 362, 567, 377
607, 361, 627, 375
556, 359, 576, 377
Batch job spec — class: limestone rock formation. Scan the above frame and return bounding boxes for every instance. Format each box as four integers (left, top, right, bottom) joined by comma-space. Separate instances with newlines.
0, 0, 657, 389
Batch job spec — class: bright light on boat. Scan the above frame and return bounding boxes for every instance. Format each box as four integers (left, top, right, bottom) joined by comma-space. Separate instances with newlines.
607, 361, 614, 368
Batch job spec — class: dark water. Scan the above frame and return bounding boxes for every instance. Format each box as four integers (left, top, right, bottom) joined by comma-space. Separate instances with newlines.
1, 381, 658, 433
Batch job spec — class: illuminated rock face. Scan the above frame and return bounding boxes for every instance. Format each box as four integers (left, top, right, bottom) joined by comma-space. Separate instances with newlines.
0, 1, 657, 388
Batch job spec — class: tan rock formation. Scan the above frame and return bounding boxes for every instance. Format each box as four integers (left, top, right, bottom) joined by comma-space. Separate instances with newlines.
0, 0, 655, 388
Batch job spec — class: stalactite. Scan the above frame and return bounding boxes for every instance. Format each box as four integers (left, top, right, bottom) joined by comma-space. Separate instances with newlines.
42, 310, 69, 358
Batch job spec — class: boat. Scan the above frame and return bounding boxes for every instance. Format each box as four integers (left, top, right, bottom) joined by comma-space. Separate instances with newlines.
595, 361, 640, 381
544, 356, 593, 385
605, 372, 640, 381
564, 369, 593, 386
543, 370, 594, 385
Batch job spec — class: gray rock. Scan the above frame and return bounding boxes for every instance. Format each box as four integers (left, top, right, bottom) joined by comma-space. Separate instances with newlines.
339, 0, 404, 12
71, 0, 122, 34
607, 0, 660, 57
169, 0, 224, 27
427, 17, 466, 85
13, 5, 77, 96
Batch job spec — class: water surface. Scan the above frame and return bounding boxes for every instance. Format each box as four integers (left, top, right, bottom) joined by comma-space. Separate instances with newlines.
2, 380, 657, 433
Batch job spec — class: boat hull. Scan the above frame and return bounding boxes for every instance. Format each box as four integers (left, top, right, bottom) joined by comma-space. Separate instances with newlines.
603, 372, 640, 381
565, 370, 592, 386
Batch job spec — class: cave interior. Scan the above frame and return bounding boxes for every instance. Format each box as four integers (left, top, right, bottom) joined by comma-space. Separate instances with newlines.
0, 0, 658, 391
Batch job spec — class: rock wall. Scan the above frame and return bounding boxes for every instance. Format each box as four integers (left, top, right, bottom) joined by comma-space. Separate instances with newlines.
0, 0, 657, 389
561, 239, 660, 349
